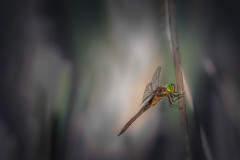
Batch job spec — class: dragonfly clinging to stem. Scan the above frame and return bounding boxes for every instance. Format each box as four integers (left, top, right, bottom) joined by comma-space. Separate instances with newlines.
118, 66, 183, 136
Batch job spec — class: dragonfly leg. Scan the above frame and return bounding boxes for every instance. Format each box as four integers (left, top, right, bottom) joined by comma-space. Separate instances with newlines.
168, 96, 181, 108
170, 92, 182, 98
171, 94, 184, 102
169, 103, 180, 108
170, 94, 178, 98
167, 96, 173, 105
170, 104, 180, 108
168, 96, 183, 109
171, 93, 183, 97
173, 91, 185, 95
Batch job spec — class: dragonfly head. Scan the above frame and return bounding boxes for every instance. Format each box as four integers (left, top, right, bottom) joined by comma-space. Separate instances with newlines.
166, 83, 175, 93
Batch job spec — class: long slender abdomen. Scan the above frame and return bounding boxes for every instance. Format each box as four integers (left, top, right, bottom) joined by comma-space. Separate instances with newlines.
118, 102, 152, 136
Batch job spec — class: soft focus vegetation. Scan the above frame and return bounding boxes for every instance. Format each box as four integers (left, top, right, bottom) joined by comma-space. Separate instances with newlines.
1, 0, 240, 160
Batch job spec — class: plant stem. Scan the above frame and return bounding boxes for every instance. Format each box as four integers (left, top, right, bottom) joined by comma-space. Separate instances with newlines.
167, 0, 192, 159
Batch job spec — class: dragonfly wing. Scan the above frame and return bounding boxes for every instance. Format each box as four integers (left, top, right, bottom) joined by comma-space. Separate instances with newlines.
142, 83, 155, 103
151, 66, 161, 90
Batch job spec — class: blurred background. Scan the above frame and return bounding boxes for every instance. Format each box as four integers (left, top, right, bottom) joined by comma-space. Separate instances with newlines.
1, 0, 240, 160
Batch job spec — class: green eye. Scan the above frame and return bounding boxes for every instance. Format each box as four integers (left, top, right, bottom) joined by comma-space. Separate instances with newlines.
166, 83, 173, 92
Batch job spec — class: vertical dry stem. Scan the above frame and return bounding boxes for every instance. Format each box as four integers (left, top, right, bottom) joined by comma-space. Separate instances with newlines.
167, 0, 192, 159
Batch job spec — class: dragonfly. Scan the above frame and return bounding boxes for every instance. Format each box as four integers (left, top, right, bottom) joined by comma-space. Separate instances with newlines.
118, 66, 183, 136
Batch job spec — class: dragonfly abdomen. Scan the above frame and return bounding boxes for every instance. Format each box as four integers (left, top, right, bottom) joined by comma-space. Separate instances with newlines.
117, 102, 152, 136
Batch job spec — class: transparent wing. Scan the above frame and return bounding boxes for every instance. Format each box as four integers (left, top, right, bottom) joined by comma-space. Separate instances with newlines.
151, 66, 161, 90
142, 83, 154, 103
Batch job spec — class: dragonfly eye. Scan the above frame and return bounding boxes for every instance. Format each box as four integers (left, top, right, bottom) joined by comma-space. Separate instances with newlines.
166, 83, 173, 92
